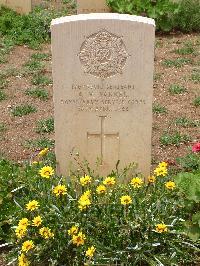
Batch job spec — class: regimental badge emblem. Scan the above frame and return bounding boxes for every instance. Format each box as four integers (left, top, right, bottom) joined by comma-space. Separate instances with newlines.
79, 30, 129, 79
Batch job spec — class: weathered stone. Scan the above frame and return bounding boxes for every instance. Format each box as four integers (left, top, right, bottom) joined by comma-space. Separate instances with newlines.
51, 13, 155, 177
77, 0, 110, 14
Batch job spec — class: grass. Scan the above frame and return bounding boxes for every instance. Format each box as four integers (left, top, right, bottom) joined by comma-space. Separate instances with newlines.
36, 117, 54, 134
24, 137, 55, 150
0, 37, 15, 64
174, 117, 199, 128
12, 104, 37, 117
0, 90, 7, 101
160, 132, 191, 147
191, 69, 200, 83
0, 122, 7, 133
173, 42, 197, 55
31, 74, 52, 86
24, 59, 45, 74
31, 53, 51, 61
25, 87, 49, 101
169, 84, 186, 95
162, 58, 193, 68
193, 96, 200, 107
153, 104, 167, 114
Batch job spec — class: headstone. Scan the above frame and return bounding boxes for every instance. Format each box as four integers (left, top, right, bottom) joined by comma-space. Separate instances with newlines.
77, 0, 110, 14
0, 0, 32, 14
51, 13, 155, 177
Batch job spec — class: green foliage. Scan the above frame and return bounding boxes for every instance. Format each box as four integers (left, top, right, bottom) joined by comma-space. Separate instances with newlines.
174, 172, 200, 241
193, 96, 200, 107
176, 153, 200, 173
169, 84, 186, 94
31, 53, 51, 61
31, 74, 52, 86
0, 122, 7, 133
0, 6, 68, 48
152, 103, 167, 114
25, 87, 49, 101
12, 104, 37, 117
107, 0, 179, 32
160, 132, 191, 146
0, 36, 14, 63
24, 137, 55, 150
191, 69, 200, 83
175, 117, 199, 128
36, 117, 54, 134
0, 89, 6, 101
173, 42, 197, 55
163, 58, 192, 68
24, 59, 45, 74
5, 160, 198, 265
174, 0, 200, 32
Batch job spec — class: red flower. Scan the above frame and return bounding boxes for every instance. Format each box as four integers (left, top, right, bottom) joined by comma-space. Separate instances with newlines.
192, 143, 200, 153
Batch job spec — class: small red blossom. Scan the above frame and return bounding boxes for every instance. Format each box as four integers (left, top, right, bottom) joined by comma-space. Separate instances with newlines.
192, 143, 200, 153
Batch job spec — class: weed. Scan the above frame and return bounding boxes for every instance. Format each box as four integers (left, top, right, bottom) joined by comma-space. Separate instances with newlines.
163, 58, 192, 68
0, 6, 69, 48
24, 59, 45, 74
25, 87, 49, 100
193, 96, 200, 107
0, 122, 7, 132
12, 104, 37, 117
173, 42, 197, 55
154, 73, 162, 81
169, 84, 186, 94
175, 117, 199, 128
0, 36, 15, 63
191, 69, 200, 83
0, 78, 8, 90
153, 104, 167, 114
24, 137, 55, 150
31, 74, 52, 86
0, 89, 7, 101
160, 132, 191, 146
36, 117, 54, 134
31, 53, 51, 61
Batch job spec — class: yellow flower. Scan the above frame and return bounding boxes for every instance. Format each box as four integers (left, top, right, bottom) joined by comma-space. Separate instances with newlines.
39, 166, 54, 178
130, 177, 144, 188
96, 185, 106, 194
39, 227, 54, 239
15, 226, 27, 239
32, 161, 39, 165
78, 198, 91, 211
158, 161, 168, 168
103, 176, 116, 186
120, 195, 132, 205
148, 176, 156, 183
26, 200, 39, 211
80, 175, 92, 186
18, 253, 30, 266
165, 181, 176, 190
32, 216, 42, 227
68, 226, 79, 236
53, 184, 67, 196
21, 240, 35, 253
72, 232, 86, 246
86, 246, 96, 258
38, 148, 49, 157
154, 166, 168, 177
155, 223, 168, 233
18, 218, 29, 227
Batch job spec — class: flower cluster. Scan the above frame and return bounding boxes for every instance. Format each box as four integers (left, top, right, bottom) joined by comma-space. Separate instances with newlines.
78, 190, 92, 211
154, 161, 168, 177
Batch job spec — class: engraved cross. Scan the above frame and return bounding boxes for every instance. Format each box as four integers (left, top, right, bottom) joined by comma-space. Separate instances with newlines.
87, 116, 119, 165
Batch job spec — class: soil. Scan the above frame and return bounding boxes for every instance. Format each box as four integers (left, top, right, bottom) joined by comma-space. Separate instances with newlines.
0, 33, 199, 166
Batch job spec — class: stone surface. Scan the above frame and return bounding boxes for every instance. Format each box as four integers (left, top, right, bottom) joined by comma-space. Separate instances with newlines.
51, 13, 155, 177
0, 0, 32, 14
77, 0, 110, 14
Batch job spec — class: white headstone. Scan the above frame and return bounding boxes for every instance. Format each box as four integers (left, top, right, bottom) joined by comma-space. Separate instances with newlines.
51, 13, 155, 177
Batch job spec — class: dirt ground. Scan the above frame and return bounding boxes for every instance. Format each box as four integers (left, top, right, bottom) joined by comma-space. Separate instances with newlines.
0, 33, 199, 167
